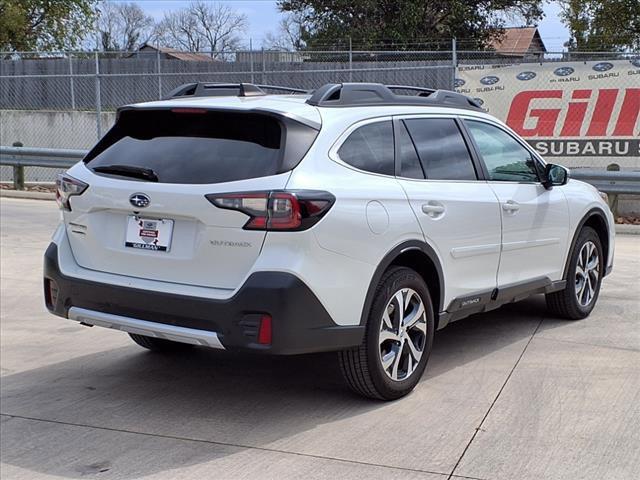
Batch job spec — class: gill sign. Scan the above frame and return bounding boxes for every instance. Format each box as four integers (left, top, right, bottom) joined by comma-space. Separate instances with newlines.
456, 59, 640, 168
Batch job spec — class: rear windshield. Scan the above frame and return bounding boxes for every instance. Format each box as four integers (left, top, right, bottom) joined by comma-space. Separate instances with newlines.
84, 109, 313, 184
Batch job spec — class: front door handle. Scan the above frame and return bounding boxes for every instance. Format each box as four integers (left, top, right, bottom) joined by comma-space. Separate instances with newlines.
422, 202, 445, 217
502, 200, 520, 213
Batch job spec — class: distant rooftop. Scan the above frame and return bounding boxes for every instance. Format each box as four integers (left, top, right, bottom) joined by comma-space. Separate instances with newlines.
135, 43, 217, 62
489, 27, 547, 56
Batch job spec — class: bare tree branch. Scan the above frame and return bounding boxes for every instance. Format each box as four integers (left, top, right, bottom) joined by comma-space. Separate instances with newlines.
264, 12, 306, 51
155, 1, 247, 57
97, 1, 153, 51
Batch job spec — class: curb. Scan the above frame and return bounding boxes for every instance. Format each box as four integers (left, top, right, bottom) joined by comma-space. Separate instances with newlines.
0, 190, 55, 201
615, 224, 640, 235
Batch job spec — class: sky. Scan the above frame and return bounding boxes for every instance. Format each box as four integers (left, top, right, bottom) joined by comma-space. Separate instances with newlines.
124, 0, 571, 51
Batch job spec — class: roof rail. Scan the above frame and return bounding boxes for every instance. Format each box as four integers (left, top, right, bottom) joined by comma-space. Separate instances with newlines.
305, 83, 483, 110
164, 82, 309, 100
386, 85, 437, 96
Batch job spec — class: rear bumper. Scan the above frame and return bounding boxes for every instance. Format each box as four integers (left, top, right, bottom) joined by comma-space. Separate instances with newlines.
44, 243, 363, 354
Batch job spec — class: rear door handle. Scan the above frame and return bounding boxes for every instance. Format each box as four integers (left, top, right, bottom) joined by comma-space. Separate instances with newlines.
502, 200, 520, 213
422, 202, 445, 216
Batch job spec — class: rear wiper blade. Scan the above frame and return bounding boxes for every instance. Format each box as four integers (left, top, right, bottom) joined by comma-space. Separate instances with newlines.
92, 164, 159, 182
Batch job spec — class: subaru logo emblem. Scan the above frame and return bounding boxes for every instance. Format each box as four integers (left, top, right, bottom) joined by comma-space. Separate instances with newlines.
554, 66, 574, 77
129, 193, 150, 208
631, 58, 640, 68
480, 75, 500, 86
454, 78, 466, 88
592, 62, 613, 72
516, 71, 536, 81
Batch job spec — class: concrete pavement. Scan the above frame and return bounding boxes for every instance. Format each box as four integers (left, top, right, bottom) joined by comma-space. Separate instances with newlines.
1, 197, 639, 480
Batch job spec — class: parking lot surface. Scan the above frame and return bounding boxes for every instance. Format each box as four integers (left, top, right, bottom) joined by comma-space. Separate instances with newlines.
1, 197, 639, 480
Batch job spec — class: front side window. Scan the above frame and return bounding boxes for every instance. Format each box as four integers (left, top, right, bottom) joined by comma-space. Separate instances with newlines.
465, 120, 540, 182
403, 118, 477, 181
337, 121, 394, 176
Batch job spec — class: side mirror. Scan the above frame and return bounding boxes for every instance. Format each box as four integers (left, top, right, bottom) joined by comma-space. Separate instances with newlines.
543, 163, 569, 189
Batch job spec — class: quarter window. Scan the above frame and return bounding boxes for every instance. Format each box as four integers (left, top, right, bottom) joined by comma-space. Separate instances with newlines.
465, 120, 540, 182
337, 121, 394, 176
403, 118, 477, 180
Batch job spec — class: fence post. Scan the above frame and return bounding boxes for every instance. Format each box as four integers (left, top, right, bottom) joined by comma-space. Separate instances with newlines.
249, 38, 255, 83
451, 37, 457, 90
156, 46, 162, 99
12, 142, 24, 191
261, 47, 266, 84
68, 52, 76, 109
607, 163, 620, 216
94, 51, 102, 139
348, 37, 353, 82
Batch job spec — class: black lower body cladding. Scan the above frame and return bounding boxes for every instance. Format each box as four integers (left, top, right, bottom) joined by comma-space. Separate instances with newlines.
43, 243, 363, 355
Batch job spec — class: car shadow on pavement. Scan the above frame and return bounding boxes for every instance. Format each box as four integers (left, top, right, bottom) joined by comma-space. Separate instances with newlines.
1, 295, 567, 479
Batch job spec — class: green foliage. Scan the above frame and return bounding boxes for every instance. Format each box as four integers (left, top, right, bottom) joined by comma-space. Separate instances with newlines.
559, 0, 640, 51
0, 0, 97, 51
278, 0, 545, 48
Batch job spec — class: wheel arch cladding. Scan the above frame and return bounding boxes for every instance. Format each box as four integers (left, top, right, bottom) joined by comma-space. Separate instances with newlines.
361, 240, 444, 329
564, 208, 610, 279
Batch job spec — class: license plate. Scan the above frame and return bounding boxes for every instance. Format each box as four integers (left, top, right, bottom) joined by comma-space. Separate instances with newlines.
125, 215, 174, 252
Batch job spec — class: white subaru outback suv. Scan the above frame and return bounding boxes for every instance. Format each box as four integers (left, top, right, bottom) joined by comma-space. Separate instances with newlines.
44, 82, 614, 400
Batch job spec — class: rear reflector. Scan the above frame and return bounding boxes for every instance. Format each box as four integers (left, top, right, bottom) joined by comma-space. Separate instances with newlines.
257, 315, 272, 345
205, 190, 335, 231
44, 278, 59, 309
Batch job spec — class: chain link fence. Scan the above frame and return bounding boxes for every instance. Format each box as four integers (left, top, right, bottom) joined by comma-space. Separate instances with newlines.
1, 45, 638, 182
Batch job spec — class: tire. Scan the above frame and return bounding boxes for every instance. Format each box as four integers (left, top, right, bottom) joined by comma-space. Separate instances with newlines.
339, 266, 435, 400
546, 226, 604, 320
128, 333, 194, 353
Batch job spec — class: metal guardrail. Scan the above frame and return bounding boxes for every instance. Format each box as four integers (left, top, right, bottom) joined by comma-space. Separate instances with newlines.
0, 146, 86, 189
570, 168, 640, 196
1, 145, 639, 196
0, 146, 86, 168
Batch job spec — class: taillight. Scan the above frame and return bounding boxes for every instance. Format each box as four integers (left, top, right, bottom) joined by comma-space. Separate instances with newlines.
205, 190, 335, 231
56, 174, 88, 211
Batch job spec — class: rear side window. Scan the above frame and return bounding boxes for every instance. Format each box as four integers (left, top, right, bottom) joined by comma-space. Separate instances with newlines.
337, 121, 394, 176
85, 109, 316, 184
404, 118, 477, 181
396, 121, 424, 179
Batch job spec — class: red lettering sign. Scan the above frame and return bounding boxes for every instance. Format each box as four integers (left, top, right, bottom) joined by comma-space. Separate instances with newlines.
506, 88, 640, 138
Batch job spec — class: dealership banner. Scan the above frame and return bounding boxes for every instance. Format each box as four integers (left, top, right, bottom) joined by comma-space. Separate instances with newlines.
456, 59, 640, 168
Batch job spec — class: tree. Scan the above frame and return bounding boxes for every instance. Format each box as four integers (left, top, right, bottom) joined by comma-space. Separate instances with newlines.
558, 0, 640, 51
155, 1, 247, 57
277, 0, 544, 49
0, 0, 97, 51
264, 12, 307, 51
97, 1, 154, 51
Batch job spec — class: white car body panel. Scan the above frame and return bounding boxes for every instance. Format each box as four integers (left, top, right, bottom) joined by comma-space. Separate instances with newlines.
398, 177, 502, 305
489, 182, 570, 285
64, 162, 290, 290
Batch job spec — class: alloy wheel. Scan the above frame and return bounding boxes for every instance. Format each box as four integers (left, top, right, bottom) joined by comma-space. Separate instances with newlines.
378, 288, 427, 381
575, 241, 600, 307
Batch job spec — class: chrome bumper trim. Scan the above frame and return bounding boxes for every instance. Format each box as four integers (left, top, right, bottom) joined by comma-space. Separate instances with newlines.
68, 307, 225, 349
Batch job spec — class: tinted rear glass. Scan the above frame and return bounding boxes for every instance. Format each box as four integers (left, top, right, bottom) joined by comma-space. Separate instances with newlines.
85, 110, 284, 184
337, 121, 394, 176
404, 118, 477, 181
